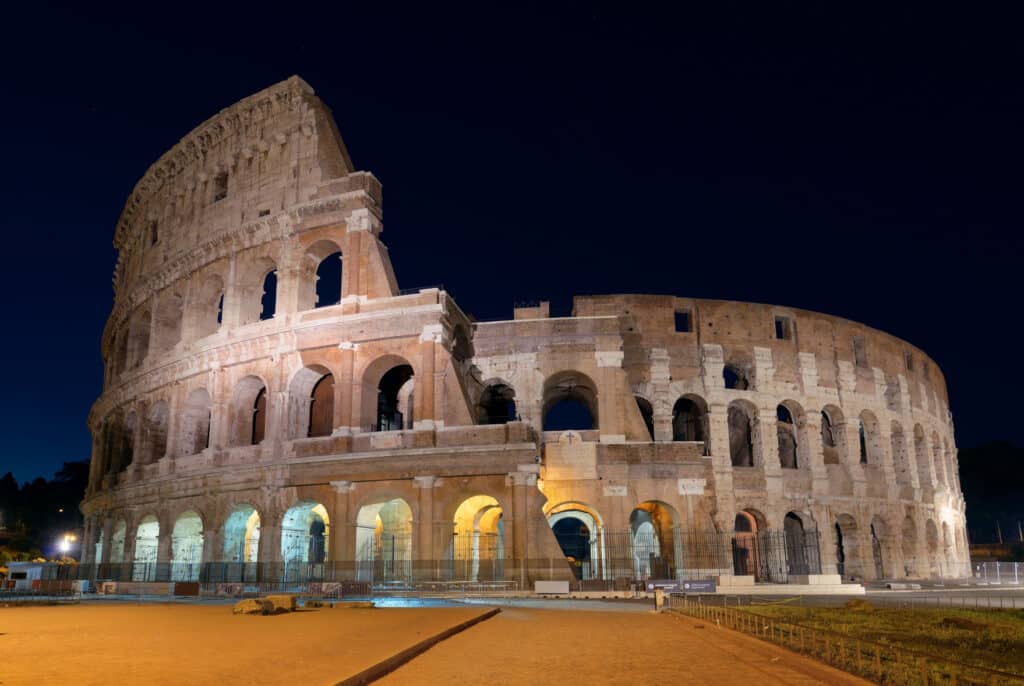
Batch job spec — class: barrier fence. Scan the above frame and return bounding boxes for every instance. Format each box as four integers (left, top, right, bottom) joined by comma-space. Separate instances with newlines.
68, 526, 825, 589
666, 596, 1024, 685
975, 561, 1023, 585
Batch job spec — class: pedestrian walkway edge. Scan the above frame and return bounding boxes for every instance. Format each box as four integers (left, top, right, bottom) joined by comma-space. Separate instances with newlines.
334, 607, 502, 686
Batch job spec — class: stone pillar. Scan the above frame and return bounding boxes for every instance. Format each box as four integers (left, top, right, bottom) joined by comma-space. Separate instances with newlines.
707, 401, 737, 527
202, 526, 221, 564
596, 350, 626, 443
163, 384, 183, 461
413, 476, 437, 580
329, 481, 354, 565
99, 518, 114, 566
81, 517, 96, 565
414, 326, 440, 429
334, 343, 357, 433
274, 266, 300, 318
221, 253, 241, 329
258, 509, 282, 565
157, 527, 173, 564
649, 348, 672, 441
122, 518, 138, 567
509, 471, 533, 585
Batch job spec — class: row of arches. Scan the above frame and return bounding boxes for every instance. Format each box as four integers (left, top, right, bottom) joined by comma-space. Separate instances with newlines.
109, 240, 345, 380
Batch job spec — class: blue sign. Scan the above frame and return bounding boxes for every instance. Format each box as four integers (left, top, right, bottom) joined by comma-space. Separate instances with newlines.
681, 579, 717, 593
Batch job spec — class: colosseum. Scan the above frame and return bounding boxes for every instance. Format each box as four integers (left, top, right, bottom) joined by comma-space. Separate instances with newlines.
81, 76, 969, 590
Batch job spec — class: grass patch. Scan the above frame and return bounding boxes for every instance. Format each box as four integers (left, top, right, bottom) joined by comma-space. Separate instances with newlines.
744, 601, 1024, 676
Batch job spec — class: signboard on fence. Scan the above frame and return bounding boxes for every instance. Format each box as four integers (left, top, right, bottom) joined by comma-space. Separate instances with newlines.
681, 579, 717, 593
646, 579, 681, 592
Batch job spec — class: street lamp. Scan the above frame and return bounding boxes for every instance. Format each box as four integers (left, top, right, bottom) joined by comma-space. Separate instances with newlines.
58, 533, 76, 555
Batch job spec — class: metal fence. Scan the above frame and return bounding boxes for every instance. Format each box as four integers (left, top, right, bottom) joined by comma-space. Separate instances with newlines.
667, 595, 1024, 685
974, 561, 1023, 585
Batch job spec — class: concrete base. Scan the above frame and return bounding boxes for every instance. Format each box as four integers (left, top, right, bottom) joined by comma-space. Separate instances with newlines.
714, 582, 865, 596
714, 575, 755, 587
788, 574, 842, 585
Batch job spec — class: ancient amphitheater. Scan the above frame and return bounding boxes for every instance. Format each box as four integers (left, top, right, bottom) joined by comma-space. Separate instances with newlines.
81, 76, 968, 589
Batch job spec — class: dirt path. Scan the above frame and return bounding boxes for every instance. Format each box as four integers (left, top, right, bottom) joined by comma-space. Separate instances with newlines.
0, 603, 486, 686
379, 607, 872, 685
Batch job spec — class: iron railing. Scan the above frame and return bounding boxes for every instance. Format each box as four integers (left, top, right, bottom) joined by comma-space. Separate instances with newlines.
667, 595, 1024, 685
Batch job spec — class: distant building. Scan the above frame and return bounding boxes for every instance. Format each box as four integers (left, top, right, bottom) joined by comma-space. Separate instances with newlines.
81, 77, 967, 586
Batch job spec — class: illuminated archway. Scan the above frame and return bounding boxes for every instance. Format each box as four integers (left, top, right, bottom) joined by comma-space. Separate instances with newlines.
223, 505, 261, 563
451, 495, 505, 581
281, 502, 330, 568
355, 498, 413, 582
171, 510, 204, 581
132, 515, 159, 581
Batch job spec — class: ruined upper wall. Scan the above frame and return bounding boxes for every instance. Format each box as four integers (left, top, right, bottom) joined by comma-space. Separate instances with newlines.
111, 76, 353, 299
473, 293, 951, 420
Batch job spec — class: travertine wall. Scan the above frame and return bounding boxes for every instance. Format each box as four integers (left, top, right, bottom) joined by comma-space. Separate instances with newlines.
81, 77, 968, 583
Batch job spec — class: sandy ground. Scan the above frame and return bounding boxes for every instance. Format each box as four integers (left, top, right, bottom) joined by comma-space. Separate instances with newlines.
0, 603, 486, 686
379, 607, 873, 685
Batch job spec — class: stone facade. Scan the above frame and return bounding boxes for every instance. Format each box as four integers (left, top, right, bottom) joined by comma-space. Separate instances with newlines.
81, 76, 968, 585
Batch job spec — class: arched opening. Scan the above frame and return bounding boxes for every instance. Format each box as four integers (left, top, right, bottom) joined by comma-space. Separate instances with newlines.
355, 498, 413, 583
223, 505, 261, 564
542, 371, 599, 431
629, 501, 678, 581
153, 288, 184, 354
451, 325, 473, 366
142, 401, 169, 464
179, 389, 211, 456
191, 273, 225, 340
297, 240, 343, 311
835, 514, 861, 580
727, 401, 756, 467
478, 382, 517, 424
228, 376, 268, 446
171, 511, 204, 581
451, 495, 504, 581
127, 308, 152, 370
286, 366, 335, 438
281, 502, 330, 568
132, 515, 159, 581
635, 396, 654, 441
377, 365, 414, 431
259, 270, 278, 320
314, 251, 342, 308
547, 502, 606, 581
821, 406, 844, 465
111, 331, 129, 378
672, 395, 708, 445
901, 516, 918, 578
723, 364, 751, 390
776, 404, 798, 469
784, 512, 814, 576
102, 411, 135, 475
732, 511, 758, 577
859, 411, 881, 465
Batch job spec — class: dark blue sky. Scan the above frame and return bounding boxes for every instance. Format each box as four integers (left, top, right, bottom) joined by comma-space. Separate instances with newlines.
1, 2, 1021, 483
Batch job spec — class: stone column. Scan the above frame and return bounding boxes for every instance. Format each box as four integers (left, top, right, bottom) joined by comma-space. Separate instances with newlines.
221, 253, 241, 329
414, 326, 440, 429
413, 476, 437, 581
649, 348, 672, 441
334, 343, 357, 433
81, 517, 96, 566
99, 518, 114, 566
707, 401, 737, 528
329, 480, 354, 566
596, 350, 626, 443
508, 471, 533, 585
202, 526, 221, 564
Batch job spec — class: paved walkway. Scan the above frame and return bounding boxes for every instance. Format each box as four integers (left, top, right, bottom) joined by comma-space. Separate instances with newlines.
380, 607, 871, 685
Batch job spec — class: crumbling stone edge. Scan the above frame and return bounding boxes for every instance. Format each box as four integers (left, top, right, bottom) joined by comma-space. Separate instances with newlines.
334, 607, 501, 685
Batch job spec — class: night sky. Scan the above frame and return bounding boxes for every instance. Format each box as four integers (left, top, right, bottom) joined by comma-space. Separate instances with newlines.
1, 3, 1021, 491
